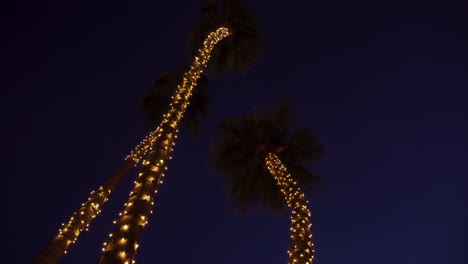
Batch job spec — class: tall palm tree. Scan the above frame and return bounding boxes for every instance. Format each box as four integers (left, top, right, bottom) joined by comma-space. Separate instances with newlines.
98, 28, 230, 264
33, 3, 258, 264
99, 1, 260, 263
211, 101, 324, 264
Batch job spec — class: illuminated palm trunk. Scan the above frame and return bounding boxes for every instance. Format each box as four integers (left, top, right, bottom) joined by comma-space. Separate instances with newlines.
33, 121, 162, 264
265, 153, 314, 264
99, 27, 231, 264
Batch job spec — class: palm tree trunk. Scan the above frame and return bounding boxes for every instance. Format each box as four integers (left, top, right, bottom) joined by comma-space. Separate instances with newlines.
265, 152, 315, 264
33, 126, 162, 264
99, 27, 231, 264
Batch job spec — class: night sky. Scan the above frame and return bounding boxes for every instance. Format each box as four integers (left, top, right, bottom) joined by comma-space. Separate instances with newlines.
4, 0, 467, 263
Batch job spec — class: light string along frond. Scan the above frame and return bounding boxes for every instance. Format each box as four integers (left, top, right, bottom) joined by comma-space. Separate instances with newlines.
266, 153, 315, 264
99, 27, 231, 264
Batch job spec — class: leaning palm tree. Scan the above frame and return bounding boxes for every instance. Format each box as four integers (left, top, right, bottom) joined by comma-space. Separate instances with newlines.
211, 101, 324, 264
36, 0, 258, 262
33, 74, 209, 264
99, 1, 259, 263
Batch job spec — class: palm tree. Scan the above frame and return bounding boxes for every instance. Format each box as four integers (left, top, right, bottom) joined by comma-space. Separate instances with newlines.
211, 101, 324, 264
36, 1, 259, 262
98, 28, 230, 264
99, 1, 260, 263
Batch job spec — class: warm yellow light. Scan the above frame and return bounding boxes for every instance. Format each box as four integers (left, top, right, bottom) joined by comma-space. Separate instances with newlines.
266, 153, 314, 264
99, 26, 231, 264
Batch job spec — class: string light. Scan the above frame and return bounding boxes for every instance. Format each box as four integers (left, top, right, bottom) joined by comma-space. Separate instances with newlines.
99, 27, 231, 264
35, 24, 208, 260
265, 153, 315, 264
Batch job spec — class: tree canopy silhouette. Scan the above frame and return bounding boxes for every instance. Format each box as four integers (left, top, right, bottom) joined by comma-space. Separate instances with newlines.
211, 101, 324, 214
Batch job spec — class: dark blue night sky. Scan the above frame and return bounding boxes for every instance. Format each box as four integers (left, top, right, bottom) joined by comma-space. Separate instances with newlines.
4, 0, 467, 263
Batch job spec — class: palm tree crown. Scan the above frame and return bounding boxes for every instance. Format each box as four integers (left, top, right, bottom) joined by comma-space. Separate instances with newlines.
211, 101, 324, 213
190, 0, 261, 73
